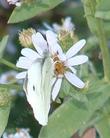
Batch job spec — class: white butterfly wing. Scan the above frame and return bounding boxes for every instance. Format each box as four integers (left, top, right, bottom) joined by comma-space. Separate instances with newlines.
41, 57, 53, 120
23, 57, 53, 126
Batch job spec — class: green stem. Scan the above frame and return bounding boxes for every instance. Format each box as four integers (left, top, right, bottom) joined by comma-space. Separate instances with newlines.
96, 20, 110, 82
0, 58, 21, 71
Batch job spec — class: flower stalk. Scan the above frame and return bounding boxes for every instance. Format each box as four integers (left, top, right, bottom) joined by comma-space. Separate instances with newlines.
96, 20, 110, 82
82, 0, 110, 82
0, 58, 21, 71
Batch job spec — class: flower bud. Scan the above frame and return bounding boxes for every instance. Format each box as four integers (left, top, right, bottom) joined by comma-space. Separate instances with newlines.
58, 30, 78, 52
19, 28, 36, 48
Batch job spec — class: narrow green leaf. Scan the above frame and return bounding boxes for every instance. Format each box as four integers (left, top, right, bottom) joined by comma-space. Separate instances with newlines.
0, 106, 10, 137
0, 35, 9, 58
8, 0, 64, 23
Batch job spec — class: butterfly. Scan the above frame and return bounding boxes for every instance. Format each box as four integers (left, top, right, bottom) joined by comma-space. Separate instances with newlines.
23, 56, 53, 126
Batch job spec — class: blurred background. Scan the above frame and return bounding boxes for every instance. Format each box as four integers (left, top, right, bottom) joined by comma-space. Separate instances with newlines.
0, 0, 102, 137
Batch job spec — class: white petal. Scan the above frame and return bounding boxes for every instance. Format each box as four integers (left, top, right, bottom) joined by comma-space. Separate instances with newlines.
43, 22, 54, 31
21, 48, 41, 60
53, 43, 63, 55
68, 66, 77, 74
16, 71, 27, 79
52, 23, 61, 33
32, 33, 46, 55
46, 30, 63, 55
52, 78, 62, 101
51, 77, 56, 86
16, 57, 32, 69
66, 39, 86, 59
46, 30, 58, 45
67, 55, 88, 66
63, 17, 75, 31
65, 71, 85, 88
58, 52, 66, 61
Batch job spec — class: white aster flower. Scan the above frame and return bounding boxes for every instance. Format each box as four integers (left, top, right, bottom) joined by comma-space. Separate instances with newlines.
43, 16, 75, 34
7, 0, 21, 6
50, 38, 88, 101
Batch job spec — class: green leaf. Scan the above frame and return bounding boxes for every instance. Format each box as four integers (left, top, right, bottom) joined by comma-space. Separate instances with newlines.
82, 0, 98, 34
94, 98, 110, 138
8, 0, 64, 23
39, 98, 92, 138
59, 79, 71, 98
0, 35, 9, 58
86, 82, 110, 112
0, 88, 11, 137
103, 21, 110, 38
0, 106, 10, 137
59, 79, 88, 103
39, 80, 110, 138
96, 120, 110, 138
95, 0, 110, 20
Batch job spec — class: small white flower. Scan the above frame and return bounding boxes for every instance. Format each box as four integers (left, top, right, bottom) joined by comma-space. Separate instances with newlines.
50, 38, 88, 101
42, 16, 75, 34
7, 0, 21, 6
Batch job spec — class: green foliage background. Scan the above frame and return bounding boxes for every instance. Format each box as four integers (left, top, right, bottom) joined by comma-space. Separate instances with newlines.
1, 0, 110, 138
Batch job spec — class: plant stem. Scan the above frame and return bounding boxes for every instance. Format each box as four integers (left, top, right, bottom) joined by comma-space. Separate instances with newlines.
0, 58, 21, 71
96, 20, 110, 81
82, 0, 110, 82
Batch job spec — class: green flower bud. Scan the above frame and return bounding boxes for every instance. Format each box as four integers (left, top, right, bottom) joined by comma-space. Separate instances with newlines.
58, 30, 78, 52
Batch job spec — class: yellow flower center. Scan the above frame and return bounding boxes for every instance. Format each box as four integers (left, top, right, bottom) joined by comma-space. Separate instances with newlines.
54, 61, 65, 75
52, 54, 65, 76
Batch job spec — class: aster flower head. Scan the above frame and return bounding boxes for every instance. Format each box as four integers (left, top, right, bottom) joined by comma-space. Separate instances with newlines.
50, 38, 88, 100
43, 17, 75, 34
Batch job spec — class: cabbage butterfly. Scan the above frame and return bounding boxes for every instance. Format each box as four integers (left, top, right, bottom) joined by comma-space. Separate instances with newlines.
23, 56, 53, 126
